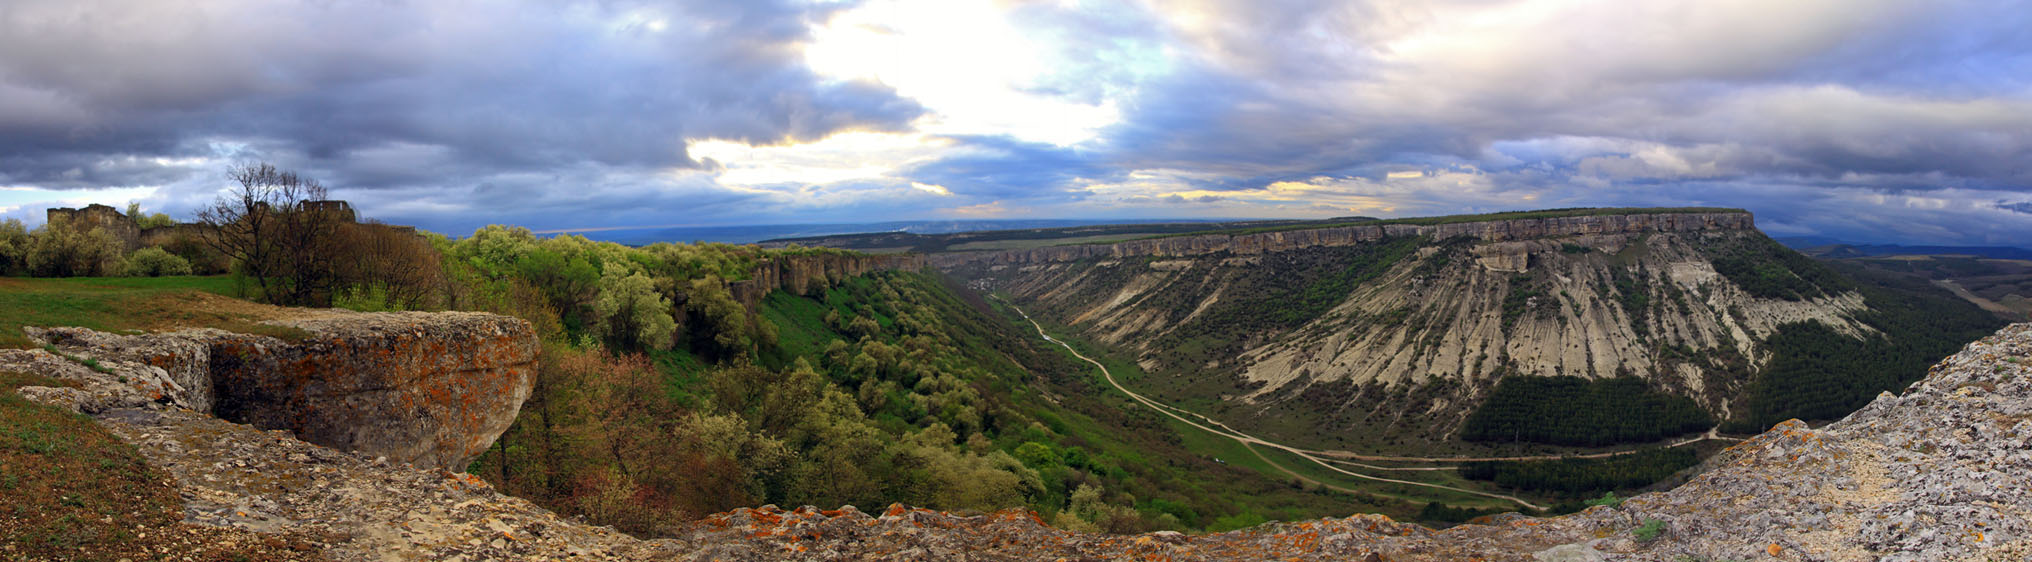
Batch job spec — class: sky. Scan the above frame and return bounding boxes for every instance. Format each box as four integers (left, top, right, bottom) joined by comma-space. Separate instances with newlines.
2, 0, 2029, 245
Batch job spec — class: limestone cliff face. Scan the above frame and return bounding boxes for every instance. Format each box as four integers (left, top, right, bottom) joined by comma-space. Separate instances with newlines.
951, 212, 1861, 437
9, 322, 2029, 560
931, 212, 1754, 268
728, 253, 927, 306
11, 310, 537, 471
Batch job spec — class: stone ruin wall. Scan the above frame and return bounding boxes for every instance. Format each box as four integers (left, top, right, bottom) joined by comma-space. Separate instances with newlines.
48, 200, 371, 253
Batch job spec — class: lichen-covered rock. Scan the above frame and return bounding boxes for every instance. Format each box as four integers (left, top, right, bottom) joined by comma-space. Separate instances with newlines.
22, 326, 217, 411
202, 311, 537, 472
16, 310, 538, 472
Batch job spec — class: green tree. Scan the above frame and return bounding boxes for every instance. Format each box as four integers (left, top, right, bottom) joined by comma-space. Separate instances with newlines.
26, 215, 124, 277
0, 219, 29, 275
126, 202, 175, 229
686, 276, 762, 358
590, 262, 677, 351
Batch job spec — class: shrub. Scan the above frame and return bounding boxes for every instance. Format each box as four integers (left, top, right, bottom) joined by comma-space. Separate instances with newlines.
158, 231, 228, 274
0, 219, 28, 275
120, 247, 193, 277
26, 216, 124, 277
1632, 518, 1666, 542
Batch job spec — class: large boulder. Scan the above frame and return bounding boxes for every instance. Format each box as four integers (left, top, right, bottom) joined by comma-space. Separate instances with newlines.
17, 310, 538, 472
205, 311, 538, 471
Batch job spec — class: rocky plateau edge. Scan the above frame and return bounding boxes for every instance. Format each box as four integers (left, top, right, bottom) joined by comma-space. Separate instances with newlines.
6, 315, 2030, 560
931, 212, 1755, 268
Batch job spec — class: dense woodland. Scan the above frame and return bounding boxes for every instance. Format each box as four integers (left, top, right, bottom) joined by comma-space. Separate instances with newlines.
1459, 447, 1700, 498
1459, 376, 1714, 446
1704, 233, 1856, 301
438, 227, 1388, 535
1722, 261, 2002, 431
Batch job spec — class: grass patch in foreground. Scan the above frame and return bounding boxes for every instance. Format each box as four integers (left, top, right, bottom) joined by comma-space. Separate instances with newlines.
0, 276, 302, 348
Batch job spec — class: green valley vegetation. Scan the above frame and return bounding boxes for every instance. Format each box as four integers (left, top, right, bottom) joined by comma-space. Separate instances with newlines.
1460, 376, 1714, 447
1460, 447, 1700, 500
1702, 233, 1855, 301
3, 164, 1404, 537
427, 226, 1389, 536
1722, 261, 2003, 432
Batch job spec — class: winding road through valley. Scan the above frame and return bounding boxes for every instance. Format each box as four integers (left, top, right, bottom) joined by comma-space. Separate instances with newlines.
1007, 304, 1547, 511
1007, 302, 1745, 512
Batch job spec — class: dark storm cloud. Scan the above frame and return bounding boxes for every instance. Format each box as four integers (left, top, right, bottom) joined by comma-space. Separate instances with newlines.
1093, 0, 2032, 184
0, 0, 922, 210
890, 0, 2032, 244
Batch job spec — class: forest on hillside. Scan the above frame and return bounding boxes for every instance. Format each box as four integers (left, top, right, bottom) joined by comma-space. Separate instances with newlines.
1722, 261, 2003, 431
416, 227, 1393, 535
1, 169, 1405, 535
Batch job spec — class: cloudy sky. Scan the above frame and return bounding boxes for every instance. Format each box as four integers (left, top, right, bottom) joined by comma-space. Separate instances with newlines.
2, 0, 2029, 244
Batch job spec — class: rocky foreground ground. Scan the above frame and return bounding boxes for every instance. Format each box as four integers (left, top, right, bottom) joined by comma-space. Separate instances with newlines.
6, 318, 2031, 560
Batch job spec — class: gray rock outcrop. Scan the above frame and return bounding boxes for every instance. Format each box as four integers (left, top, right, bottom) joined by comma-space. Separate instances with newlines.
6, 310, 537, 471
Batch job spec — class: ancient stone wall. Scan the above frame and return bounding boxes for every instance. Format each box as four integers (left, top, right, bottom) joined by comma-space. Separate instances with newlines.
47, 200, 367, 254
930, 212, 1755, 268
47, 203, 142, 251
136, 223, 211, 248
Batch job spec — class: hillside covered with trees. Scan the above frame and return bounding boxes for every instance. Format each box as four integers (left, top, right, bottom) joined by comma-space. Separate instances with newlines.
2, 164, 1417, 535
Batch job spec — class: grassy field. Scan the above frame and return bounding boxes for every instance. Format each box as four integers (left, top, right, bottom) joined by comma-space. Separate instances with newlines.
0, 275, 298, 349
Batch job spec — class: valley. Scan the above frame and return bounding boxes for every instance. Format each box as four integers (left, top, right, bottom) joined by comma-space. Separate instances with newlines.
1, 203, 2012, 560
893, 208, 2003, 518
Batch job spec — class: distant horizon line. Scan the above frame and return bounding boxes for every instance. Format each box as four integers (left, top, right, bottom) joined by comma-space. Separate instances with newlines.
526, 216, 1243, 235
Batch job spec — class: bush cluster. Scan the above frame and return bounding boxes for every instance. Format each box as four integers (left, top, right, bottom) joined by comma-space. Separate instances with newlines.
0, 216, 200, 278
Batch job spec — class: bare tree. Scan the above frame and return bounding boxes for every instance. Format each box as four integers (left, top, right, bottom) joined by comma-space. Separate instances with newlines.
197, 163, 347, 306
338, 221, 447, 310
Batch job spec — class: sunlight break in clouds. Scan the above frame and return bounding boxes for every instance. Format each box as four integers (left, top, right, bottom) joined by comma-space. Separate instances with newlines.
690, 0, 1130, 211
804, 0, 1122, 145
